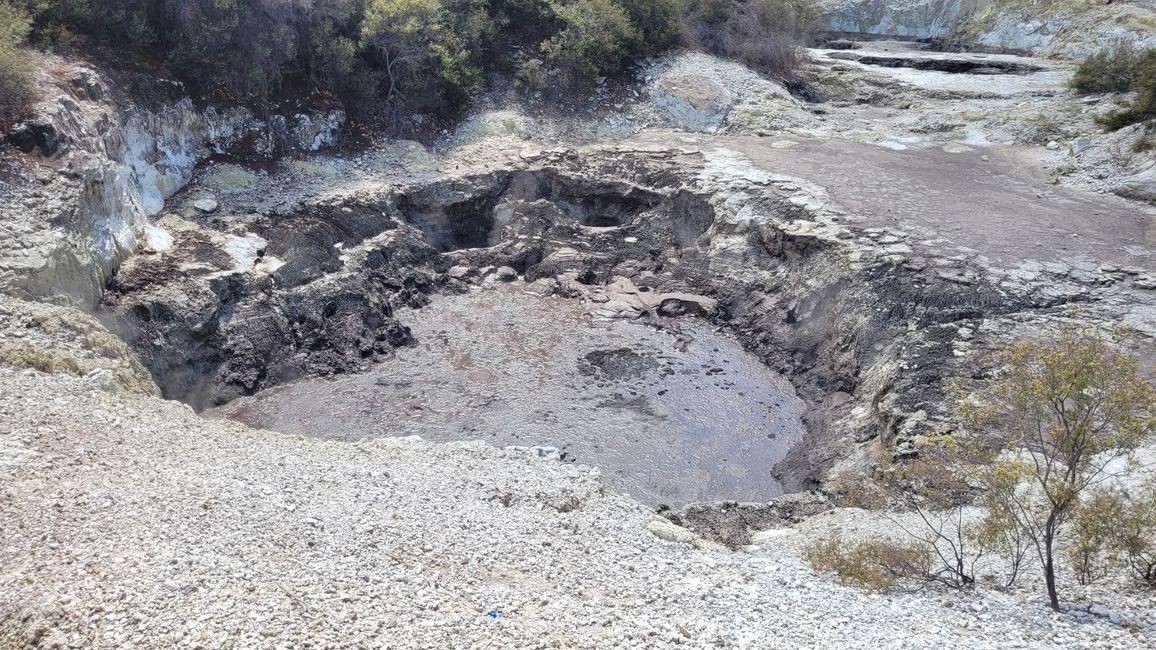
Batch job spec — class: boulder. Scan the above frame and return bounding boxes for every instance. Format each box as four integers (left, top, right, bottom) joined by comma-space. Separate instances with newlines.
1069, 136, 1092, 157
650, 74, 733, 134
593, 277, 717, 319
492, 266, 518, 282
825, 39, 860, 50
6, 117, 62, 157
1115, 168, 1156, 204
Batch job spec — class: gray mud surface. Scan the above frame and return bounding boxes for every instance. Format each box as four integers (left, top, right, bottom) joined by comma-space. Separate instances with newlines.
214, 283, 805, 507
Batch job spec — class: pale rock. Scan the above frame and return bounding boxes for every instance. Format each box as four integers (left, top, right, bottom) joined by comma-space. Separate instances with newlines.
646, 520, 698, 545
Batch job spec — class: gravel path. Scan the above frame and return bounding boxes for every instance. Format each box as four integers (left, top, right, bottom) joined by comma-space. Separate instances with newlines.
1, 365, 1151, 649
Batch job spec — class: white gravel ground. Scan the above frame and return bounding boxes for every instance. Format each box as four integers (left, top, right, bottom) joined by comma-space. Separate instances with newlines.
2, 364, 1152, 649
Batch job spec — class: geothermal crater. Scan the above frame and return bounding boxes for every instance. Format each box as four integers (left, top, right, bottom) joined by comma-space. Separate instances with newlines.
101, 157, 831, 506
213, 283, 806, 507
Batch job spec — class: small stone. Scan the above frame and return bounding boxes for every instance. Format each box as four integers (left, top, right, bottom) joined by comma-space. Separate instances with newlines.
492, 266, 518, 282
193, 198, 219, 213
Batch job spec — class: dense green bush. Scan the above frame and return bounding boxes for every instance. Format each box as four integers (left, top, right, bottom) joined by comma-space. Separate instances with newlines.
1073, 45, 1156, 131
1097, 68, 1156, 131
13, 0, 813, 124
540, 0, 683, 86
619, 0, 685, 58
543, 0, 639, 84
1071, 45, 1147, 94
0, 0, 35, 127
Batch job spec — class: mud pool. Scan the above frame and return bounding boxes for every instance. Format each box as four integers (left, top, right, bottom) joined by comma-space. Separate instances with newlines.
213, 283, 806, 507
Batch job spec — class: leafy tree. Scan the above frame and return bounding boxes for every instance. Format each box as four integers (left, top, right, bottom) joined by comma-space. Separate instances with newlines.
959, 329, 1156, 610
617, 0, 683, 57
541, 0, 639, 85
361, 0, 479, 116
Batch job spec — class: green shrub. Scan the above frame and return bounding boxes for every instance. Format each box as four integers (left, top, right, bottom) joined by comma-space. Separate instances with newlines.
619, 0, 684, 57
1071, 44, 1145, 94
1096, 59, 1156, 130
542, 0, 640, 85
1117, 489, 1156, 588
515, 56, 548, 93
1073, 45, 1156, 130
1134, 123, 1155, 153
827, 470, 889, 510
0, 0, 34, 127
1067, 490, 1124, 585
1062, 486, 1156, 589
491, 0, 555, 39
805, 534, 932, 593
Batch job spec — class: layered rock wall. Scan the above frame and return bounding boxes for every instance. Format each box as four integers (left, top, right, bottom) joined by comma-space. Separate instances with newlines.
0, 61, 345, 308
820, 0, 1156, 57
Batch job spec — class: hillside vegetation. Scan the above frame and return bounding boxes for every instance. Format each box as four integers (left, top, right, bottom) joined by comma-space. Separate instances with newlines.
0, 0, 819, 127
1071, 45, 1156, 133
0, 0, 34, 127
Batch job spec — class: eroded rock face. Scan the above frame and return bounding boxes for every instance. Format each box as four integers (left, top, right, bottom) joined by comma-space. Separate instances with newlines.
818, 0, 1156, 57
0, 61, 346, 308
203, 106, 346, 158
822, 0, 982, 42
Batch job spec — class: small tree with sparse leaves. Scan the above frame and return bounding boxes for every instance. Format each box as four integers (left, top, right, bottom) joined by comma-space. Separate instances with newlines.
958, 329, 1156, 610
